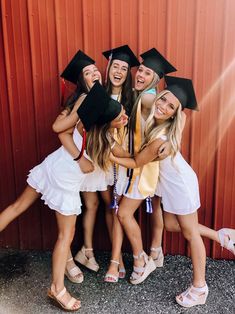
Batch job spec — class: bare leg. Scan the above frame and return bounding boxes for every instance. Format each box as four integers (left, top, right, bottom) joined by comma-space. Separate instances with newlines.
176, 212, 206, 287
150, 196, 164, 261
100, 188, 113, 240
50, 212, 80, 310
105, 210, 125, 281
0, 185, 39, 232
164, 212, 220, 243
81, 191, 99, 257
117, 197, 144, 268
101, 190, 125, 272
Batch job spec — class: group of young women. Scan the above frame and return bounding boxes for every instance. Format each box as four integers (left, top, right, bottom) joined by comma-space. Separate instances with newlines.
0, 45, 234, 311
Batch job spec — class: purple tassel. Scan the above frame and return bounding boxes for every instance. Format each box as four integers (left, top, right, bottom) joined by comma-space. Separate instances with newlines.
146, 196, 153, 214
110, 163, 119, 214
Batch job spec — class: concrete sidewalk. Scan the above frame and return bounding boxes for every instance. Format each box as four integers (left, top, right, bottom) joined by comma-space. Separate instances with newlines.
0, 248, 234, 314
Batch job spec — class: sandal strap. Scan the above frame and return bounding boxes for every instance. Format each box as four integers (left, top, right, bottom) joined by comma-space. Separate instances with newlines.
56, 287, 67, 299
84, 247, 93, 251
150, 247, 162, 252
104, 273, 118, 282
133, 251, 146, 260
67, 266, 82, 277
110, 259, 120, 265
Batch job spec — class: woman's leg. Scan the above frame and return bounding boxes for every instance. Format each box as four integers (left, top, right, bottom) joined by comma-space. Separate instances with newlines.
177, 212, 206, 287
150, 196, 164, 265
100, 188, 113, 240
81, 191, 99, 254
164, 212, 220, 243
50, 212, 80, 310
104, 207, 125, 281
0, 185, 39, 232
117, 197, 156, 284
101, 190, 126, 274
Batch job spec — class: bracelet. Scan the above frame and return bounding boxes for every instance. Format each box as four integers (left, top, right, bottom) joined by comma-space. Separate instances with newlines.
73, 155, 81, 161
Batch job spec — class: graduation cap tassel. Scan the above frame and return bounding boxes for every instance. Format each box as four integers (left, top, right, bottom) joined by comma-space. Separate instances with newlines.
110, 163, 119, 213
146, 196, 153, 214
60, 78, 66, 106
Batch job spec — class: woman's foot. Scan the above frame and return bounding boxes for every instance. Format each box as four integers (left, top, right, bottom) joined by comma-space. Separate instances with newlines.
150, 247, 164, 267
176, 284, 209, 308
65, 257, 84, 284
130, 251, 156, 285
218, 228, 235, 255
104, 260, 119, 283
74, 246, 99, 272
48, 286, 81, 311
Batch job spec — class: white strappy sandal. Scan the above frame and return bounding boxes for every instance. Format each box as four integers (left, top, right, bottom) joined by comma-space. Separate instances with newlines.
218, 228, 235, 255
104, 260, 120, 283
176, 284, 209, 308
65, 257, 84, 283
130, 251, 156, 285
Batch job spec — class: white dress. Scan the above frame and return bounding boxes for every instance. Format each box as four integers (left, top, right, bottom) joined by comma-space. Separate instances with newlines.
27, 128, 86, 216
155, 135, 200, 215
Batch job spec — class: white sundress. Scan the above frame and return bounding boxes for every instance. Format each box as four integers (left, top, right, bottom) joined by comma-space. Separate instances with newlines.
27, 128, 87, 216
155, 135, 201, 215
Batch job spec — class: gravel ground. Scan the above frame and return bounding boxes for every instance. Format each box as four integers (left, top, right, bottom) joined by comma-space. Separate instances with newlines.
0, 248, 234, 314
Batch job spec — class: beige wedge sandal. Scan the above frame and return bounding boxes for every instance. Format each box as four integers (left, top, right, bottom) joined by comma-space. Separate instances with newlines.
74, 246, 99, 272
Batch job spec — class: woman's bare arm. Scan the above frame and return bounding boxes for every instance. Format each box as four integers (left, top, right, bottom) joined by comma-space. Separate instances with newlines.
52, 94, 86, 133
110, 138, 164, 169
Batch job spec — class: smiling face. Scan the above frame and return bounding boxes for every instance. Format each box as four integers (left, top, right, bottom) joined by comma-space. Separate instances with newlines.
154, 91, 180, 122
82, 64, 102, 90
108, 59, 129, 88
134, 64, 155, 91
110, 107, 128, 129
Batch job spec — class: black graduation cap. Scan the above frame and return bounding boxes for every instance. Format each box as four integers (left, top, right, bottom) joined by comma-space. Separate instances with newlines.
165, 76, 198, 111
102, 45, 140, 68
61, 50, 95, 84
77, 81, 122, 131
140, 48, 177, 79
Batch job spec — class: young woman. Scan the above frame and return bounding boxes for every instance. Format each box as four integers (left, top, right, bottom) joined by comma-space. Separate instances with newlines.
105, 48, 177, 282
0, 77, 127, 311
54, 46, 136, 276
110, 76, 235, 307
99, 45, 140, 281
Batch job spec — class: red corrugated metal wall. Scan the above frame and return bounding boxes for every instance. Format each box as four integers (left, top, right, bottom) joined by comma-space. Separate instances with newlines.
0, 0, 234, 259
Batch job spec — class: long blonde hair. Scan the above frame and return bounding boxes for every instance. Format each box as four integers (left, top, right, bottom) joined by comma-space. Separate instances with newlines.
142, 90, 182, 158
129, 72, 160, 133
86, 124, 122, 171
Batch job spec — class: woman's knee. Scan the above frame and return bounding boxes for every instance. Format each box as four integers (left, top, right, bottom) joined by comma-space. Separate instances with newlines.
57, 226, 75, 244
117, 208, 131, 224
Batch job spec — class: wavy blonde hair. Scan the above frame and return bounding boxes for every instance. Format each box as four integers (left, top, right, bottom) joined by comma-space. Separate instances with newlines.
86, 124, 122, 171
142, 90, 183, 158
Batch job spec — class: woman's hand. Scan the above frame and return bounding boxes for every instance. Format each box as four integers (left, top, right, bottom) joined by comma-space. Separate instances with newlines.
157, 141, 171, 160
78, 156, 94, 173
